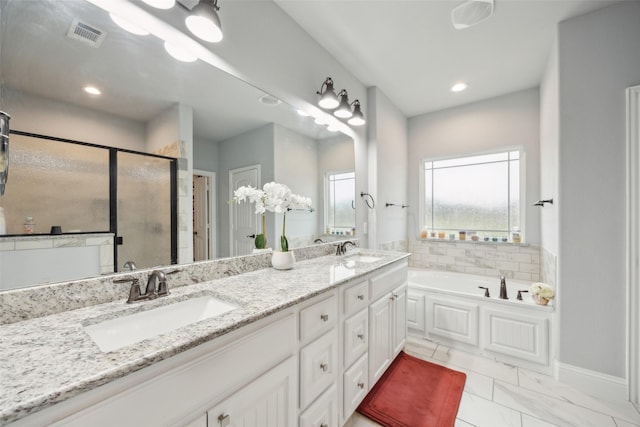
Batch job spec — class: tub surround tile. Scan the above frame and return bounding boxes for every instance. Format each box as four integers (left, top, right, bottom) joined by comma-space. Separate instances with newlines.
0, 246, 407, 424
409, 239, 541, 281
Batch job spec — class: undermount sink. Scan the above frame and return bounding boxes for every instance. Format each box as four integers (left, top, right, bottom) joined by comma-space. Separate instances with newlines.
346, 254, 384, 264
84, 296, 239, 352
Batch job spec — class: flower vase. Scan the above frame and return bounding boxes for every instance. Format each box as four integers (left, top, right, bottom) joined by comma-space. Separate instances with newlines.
272, 251, 295, 270
532, 294, 550, 305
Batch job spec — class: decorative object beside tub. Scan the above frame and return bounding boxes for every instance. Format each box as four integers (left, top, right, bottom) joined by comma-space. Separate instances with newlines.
233, 182, 312, 270
530, 282, 555, 305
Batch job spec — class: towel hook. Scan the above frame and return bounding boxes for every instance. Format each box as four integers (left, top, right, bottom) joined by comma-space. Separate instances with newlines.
360, 192, 375, 209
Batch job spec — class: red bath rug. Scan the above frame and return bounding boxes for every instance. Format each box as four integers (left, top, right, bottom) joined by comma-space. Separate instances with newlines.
357, 351, 466, 427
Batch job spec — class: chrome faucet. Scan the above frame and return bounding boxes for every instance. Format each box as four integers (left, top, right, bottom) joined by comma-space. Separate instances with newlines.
336, 240, 357, 255
499, 276, 508, 299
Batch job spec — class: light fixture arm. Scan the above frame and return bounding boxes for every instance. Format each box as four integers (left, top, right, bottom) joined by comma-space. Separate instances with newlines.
316, 77, 335, 96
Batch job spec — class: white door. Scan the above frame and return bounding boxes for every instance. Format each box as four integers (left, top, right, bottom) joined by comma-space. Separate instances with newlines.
206, 357, 295, 427
368, 296, 391, 386
229, 165, 260, 256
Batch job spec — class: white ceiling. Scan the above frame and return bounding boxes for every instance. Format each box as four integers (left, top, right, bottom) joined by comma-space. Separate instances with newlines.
275, 0, 622, 117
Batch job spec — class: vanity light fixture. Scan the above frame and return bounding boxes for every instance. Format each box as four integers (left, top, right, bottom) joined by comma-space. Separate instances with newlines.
333, 90, 353, 119
83, 85, 102, 95
141, 0, 176, 9
347, 100, 366, 126
327, 124, 340, 132
185, 0, 223, 43
451, 82, 468, 92
110, 13, 150, 36
314, 116, 327, 125
317, 77, 339, 109
296, 109, 310, 117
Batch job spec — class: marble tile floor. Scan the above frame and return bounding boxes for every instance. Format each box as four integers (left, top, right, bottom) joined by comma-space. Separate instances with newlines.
345, 336, 640, 427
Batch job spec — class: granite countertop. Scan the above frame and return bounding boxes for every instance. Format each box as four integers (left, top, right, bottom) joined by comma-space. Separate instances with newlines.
0, 249, 409, 425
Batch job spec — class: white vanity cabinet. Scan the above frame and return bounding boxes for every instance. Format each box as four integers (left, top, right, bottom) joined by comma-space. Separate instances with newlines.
41, 314, 297, 427
368, 263, 408, 387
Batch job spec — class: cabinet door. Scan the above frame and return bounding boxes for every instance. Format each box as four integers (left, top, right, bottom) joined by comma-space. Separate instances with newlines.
368, 295, 392, 386
407, 291, 425, 333
392, 284, 407, 357
207, 357, 296, 427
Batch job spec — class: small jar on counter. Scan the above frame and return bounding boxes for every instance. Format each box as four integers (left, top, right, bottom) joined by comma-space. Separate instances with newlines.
23, 216, 35, 234
459, 230, 466, 241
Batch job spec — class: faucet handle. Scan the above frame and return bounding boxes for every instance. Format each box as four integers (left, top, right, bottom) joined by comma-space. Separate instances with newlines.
126, 279, 145, 303
517, 289, 529, 301
478, 286, 490, 298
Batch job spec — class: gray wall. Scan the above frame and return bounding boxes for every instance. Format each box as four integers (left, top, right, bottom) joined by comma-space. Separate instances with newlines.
218, 124, 275, 258
557, 1, 640, 378
368, 87, 408, 249
408, 88, 541, 244
274, 125, 319, 243
193, 138, 219, 173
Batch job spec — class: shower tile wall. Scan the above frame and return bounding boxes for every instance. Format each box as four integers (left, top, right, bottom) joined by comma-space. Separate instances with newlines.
541, 247, 557, 288
378, 239, 409, 252
408, 239, 541, 281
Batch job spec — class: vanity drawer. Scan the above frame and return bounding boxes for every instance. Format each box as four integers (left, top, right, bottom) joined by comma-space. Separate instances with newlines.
343, 280, 369, 316
300, 329, 338, 410
344, 308, 368, 368
369, 262, 407, 302
300, 294, 337, 343
299, 385, 338, 427
343, 353, 369, 418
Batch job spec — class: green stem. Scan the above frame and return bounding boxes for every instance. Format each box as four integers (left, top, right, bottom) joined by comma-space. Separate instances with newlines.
262, 213, 267, 247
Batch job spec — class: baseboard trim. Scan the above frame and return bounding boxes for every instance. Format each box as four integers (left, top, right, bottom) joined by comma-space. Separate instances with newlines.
555, 361, 628, 402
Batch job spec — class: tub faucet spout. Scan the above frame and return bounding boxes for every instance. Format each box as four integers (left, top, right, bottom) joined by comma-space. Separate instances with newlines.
499, 276, 508, 299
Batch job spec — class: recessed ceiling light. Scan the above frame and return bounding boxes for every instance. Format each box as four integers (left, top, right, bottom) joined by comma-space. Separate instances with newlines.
451, 82, 468, 93
164, 41, 198, 62
258, 94, 281, 106
84, 86, 102, 95
110, 13, 150, 36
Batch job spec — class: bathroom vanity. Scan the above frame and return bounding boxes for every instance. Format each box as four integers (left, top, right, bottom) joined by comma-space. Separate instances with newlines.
0, 248, 409, 426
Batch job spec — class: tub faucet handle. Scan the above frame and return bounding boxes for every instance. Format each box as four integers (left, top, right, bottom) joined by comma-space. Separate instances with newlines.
517, 289, 529, 301
478, 286, 490, 298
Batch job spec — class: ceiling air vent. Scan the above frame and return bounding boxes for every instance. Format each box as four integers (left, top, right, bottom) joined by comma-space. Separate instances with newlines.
67, 18, 106, 47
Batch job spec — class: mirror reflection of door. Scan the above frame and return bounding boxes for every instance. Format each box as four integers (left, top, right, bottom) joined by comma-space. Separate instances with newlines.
193, 171, 216, 261
229, 165, 260, 256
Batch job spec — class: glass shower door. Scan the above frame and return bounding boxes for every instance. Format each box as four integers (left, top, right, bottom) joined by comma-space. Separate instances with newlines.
116, 152, 174, 270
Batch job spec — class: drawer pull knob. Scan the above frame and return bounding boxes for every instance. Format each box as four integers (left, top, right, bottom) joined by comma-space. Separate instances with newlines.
218, 414, 230, 427
320, 424, 328, 427
357, 294, 364, 300
357, 333, 364, 340
320, 363, 329, 372
320, 314, 329, 322
357, 382, 365, 389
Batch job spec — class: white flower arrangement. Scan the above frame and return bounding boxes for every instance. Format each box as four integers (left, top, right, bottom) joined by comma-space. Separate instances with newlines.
233, 182, 312, 252
530, 282, 555, 300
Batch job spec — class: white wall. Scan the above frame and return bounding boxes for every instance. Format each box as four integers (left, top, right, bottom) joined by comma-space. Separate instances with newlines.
274, 124, 319, 243
407, 88, 541, 245
557, 1, 640, 380
367, 87, 408, 248
3, 87, 145, 151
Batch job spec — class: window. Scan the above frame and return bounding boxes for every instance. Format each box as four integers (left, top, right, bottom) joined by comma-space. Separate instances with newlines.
421, 150, 522, 241
325, 171, 355, 234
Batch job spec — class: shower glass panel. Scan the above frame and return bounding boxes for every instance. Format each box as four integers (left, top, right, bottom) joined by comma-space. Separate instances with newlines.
117, 152, 172, 269
0, 133, 109, 234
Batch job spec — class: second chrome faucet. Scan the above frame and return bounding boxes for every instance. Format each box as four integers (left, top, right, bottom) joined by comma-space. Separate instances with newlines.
115, 270, 172, 303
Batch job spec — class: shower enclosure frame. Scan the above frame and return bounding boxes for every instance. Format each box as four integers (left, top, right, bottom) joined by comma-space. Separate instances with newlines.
6, 130, 178, 270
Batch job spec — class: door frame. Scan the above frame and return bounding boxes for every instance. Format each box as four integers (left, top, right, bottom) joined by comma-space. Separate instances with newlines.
626, 84, 640, 406
229, 164, 261, 256
193, 169, 216, 260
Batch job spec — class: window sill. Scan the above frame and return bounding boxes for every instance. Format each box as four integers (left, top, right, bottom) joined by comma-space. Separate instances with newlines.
415, 236, 529, 247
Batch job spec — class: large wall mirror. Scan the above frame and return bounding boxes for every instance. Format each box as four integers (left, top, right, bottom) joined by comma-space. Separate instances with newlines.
0, 0, 356, 290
